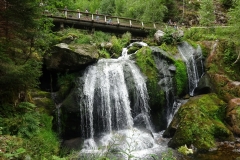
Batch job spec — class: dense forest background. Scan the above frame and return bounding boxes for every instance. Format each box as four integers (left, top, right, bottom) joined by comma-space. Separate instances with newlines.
1, 0, 240, 159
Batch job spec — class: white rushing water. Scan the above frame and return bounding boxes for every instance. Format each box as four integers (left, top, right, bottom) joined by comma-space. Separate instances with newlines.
78, 42, 169, 159
178, 42, 204, 96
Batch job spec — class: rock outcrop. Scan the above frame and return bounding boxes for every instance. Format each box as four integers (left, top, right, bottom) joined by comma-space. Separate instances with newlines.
44, 43, 99, 72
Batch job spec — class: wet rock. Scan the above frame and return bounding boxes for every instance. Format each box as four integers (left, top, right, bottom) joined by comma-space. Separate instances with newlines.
194, 73, 213, 95
226, 98, 240, 136
62, 137, 84, 151
154, 30, 165, 44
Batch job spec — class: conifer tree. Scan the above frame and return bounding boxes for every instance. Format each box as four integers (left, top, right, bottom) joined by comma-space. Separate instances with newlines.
0, 0, 50, 104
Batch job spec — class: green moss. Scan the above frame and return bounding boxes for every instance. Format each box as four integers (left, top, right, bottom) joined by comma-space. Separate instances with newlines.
136, 47, 158, 79
57, 73, 77, 100
185, 40, 198, 49
199, 43, 210, 58
170, 94, 233, 151
30, 90, 55, 114
128, 46, 140, 54
135, 46, 164, 106
174, 60, 188, 96
159, 43, 178, 55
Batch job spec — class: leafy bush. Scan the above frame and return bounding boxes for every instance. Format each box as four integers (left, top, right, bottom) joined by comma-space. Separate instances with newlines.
75, 35, 92, 44
121, 32, 131, 47
110, 36, 122, 57
162, 149, 176, 160
92, 31, 111, 44
57, 73, 77, 100
177, 145, 193, 155
0, 135, 26, 160
98, 49, 111, 58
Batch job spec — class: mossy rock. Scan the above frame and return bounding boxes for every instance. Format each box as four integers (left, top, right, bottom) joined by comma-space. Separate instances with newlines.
30, 90, 55, 114
166, 93, 234, 151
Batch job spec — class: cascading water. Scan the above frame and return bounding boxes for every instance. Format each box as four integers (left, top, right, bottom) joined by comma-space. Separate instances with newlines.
77, 42, 168, 159
178, 42, 204, 96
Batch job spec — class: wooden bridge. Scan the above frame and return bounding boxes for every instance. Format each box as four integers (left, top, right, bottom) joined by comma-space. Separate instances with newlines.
44, 9, 164, 36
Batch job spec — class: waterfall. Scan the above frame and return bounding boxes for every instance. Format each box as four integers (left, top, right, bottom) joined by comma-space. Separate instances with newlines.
79, 42, 152, 140
75, 43, 171, 159
178, 42, 204, 96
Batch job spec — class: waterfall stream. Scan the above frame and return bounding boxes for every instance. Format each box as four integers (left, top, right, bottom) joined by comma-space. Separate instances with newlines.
78, 42, 168, 159
53, 41, 206, 159
178, 42, 204, 96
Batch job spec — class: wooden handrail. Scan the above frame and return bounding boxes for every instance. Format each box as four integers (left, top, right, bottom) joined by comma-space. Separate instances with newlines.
41, 8, 168, 31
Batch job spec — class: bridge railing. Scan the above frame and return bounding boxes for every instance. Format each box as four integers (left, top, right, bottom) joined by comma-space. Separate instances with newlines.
44, 9, 163, 30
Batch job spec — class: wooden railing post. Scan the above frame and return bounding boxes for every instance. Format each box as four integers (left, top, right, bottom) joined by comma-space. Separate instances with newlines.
105, 16, 107, 23
91, 14, 94, 21
117, 18, 120, 25
154, 23, 156, 29
142, 22, 144, 29
130, 20, 132, 27
64, 10, 67, 18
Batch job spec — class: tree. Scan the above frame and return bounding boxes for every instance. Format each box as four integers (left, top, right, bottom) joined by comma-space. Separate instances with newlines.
141, 0, 167, 22
0, 0, 53, 104
198, 0, 215, 27
228, 0, 240, 64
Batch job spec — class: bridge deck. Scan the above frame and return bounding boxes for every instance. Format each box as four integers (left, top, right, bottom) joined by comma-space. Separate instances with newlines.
44, 9, 164, 36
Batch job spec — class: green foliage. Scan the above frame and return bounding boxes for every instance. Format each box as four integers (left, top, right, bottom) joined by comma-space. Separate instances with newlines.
121, 32, 132, 47
92, 31, 111, 45
0, 100, 60, 159
220, 5, 240, 71
0, 135, 26, 160
0, 59, 42, 104
26, 127, 59, 159
220, 0, 235, 8
223, 46, 237, 64
99, 0, 115, 15
161, 28, 183, 45
110, 36, 123, 57
159, 43, 178, 55
57, 73, 77, 100
99, 49, 111, 58
162, 149, 176, 160
198, 0, 215, 27
183, 27, 221, 41
0, 104, 40, 138
75, 35, 92, 44
177, 145, 193, 155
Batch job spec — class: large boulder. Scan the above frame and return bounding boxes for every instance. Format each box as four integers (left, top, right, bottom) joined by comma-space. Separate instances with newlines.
45, 43, 99, 72
30, 90, 55, 114
164, 94, 234, 151
154, 30, 165, 44
194, 73, 213, 95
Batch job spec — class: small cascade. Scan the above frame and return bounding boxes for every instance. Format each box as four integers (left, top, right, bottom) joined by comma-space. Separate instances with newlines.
51, 92, 62, 136
56, 103, 62, 135
178, 42, 204, 96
